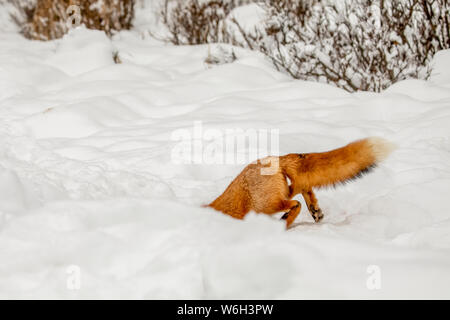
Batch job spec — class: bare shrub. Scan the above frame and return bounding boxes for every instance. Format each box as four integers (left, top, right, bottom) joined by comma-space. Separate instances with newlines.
11, 0, 135, 41
257, 0, 449, 92
161, 0, 261, 45
417, 0, 449, 57
161, 0, 236, 45
162, 0, 448, 92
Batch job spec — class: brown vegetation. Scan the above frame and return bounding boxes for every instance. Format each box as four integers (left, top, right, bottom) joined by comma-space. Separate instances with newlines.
11, 0, 135, 40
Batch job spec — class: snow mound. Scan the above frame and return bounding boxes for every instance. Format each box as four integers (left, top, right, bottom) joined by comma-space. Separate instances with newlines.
0, 26, 449, 299
45, 27, 115, 76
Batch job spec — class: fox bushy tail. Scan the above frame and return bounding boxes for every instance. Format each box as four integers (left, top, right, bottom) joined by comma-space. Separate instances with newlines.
290, 137, 396, 189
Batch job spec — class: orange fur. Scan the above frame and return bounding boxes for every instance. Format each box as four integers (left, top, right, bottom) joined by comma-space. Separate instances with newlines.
208, 137, 395, 228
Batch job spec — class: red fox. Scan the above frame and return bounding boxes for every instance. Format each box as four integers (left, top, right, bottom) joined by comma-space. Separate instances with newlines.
208, 137, 395, 228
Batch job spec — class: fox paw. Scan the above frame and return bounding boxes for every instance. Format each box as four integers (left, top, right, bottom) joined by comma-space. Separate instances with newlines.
310, 206, 323, 222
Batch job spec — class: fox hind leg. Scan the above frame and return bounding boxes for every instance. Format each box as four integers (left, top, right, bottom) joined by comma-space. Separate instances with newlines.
302, 190, 323, 222
280, 200, 301, 228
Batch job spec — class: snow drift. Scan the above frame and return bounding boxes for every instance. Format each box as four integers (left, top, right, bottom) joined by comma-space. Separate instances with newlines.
0, 23, 449, 298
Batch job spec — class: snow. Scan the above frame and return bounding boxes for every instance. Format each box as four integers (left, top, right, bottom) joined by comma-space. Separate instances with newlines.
0, 19, 450, 298
430, 49, 450, 86
45, 30, 115, 77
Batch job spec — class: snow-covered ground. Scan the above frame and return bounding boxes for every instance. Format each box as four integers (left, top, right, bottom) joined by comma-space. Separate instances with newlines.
1, 10, 450, 298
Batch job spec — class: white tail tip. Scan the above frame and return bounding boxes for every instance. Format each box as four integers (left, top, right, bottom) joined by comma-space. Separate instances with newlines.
366, 137, 396, 162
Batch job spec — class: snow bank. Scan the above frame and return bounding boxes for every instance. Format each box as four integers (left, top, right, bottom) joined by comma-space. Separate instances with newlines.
0, 24, 449, 298
45, 28, 115, 77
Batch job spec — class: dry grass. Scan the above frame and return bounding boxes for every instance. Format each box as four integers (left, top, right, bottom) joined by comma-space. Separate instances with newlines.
12, 0, 135, 40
